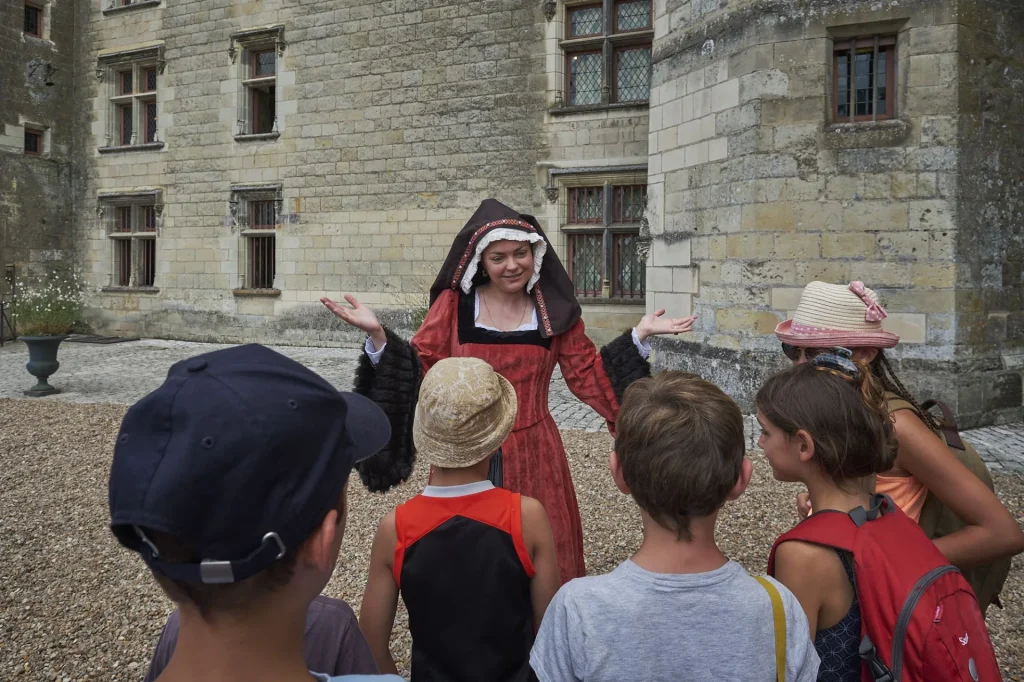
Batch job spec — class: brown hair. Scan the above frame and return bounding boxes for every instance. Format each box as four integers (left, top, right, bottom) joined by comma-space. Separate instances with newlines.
756, 361, 897, 482
870, 351, 940, 432
146, 488, 347, 619
614, 371, 746, 540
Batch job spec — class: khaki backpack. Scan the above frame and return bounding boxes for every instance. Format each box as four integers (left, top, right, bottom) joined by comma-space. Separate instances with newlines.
886, 395, 1011, 615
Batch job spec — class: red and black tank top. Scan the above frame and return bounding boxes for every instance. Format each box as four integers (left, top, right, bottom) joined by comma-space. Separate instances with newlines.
393, 481, 537, 682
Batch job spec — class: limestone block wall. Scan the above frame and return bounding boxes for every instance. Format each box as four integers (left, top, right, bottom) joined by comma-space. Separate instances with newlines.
80, 0, 555, 345
646, 0, 1023, 424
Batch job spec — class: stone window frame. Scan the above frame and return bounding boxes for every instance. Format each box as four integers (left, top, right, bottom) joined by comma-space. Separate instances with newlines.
96, 44, 166, 153
831, 34, 897, 123
546, 0, 653, 114
97, 189, 163, 292
229, 26, 286, 143
229, 184, 283, 295
547, 165, 649, 302
101, 0, 162, 16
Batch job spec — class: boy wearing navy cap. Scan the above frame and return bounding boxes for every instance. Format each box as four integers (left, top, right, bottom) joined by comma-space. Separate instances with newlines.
108, 344, 403, 682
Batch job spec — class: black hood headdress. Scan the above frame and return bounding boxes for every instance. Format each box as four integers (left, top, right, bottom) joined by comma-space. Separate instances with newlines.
429, 199, 582, 338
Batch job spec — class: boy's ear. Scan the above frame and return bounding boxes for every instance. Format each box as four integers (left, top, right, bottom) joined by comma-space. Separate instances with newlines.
726, 457, 754, 501
609, 450, 630, 495
299, 509, 340, 575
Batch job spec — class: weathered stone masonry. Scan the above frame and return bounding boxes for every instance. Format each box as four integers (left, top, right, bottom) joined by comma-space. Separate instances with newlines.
646, 0, 1023, 427
4, 0, 1021, 424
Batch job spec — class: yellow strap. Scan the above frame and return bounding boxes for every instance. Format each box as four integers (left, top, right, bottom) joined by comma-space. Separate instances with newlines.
754, 576, 787, 682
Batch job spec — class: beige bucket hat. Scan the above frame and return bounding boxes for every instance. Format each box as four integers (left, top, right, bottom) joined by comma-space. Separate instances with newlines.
413, 357, 518, 468
775, 280, 899, 348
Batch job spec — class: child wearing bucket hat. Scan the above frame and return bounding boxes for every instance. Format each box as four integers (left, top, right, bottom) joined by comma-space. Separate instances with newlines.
777, 281, 1024, 612
359, 357, 561, 682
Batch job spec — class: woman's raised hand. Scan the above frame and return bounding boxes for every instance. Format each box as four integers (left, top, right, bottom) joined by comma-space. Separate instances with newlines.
321, 295, 386, 347
635, 309, 698, 343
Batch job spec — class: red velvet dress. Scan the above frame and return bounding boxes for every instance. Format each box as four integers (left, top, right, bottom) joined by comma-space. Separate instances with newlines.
411, 289, 624, 583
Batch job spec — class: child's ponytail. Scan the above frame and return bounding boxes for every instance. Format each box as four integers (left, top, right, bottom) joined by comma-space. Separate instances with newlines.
756, 348, 898, 481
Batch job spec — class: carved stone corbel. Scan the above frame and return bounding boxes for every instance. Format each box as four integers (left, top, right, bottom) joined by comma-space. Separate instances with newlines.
542, 0, 556, 21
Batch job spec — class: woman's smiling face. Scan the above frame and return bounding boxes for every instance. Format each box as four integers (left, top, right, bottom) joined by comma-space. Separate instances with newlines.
481, 240, 534, 293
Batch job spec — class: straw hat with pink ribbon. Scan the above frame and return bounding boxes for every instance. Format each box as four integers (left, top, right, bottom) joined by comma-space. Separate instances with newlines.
774, 281, 899, 349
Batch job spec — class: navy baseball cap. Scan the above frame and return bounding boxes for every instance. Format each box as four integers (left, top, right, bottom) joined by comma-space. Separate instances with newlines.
108, 344, 390, 585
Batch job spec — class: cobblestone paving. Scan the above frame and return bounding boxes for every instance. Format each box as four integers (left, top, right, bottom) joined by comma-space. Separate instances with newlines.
1, 337, 1020, 472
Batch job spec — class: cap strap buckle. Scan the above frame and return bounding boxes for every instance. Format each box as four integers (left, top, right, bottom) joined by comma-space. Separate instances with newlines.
199, 532, 287, 584
144, 531, 287, 585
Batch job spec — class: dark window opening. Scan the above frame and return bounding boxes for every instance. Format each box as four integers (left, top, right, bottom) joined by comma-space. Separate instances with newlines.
114, 239, 132, 286
138, 238, 156, 287
24, 5, 41, 37
247, 235, 276, 289
24, 129, 42, 155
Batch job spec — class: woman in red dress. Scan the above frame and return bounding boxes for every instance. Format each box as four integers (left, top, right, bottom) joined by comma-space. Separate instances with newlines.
322, 199, 695, 583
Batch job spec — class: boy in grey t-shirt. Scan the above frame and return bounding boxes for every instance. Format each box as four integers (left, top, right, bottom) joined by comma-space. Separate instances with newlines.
530, 372, 819, 682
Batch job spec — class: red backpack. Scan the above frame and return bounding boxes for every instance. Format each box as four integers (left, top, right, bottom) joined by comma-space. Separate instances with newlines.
767, 495, 1001, 682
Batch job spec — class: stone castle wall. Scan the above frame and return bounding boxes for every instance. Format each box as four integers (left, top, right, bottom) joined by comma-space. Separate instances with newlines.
82, 0, 555, 345
646, 0, 1023, 425
0, 0, 90, 297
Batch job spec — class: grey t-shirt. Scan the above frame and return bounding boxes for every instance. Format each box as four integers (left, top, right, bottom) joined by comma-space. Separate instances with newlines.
530, 559, 819, 682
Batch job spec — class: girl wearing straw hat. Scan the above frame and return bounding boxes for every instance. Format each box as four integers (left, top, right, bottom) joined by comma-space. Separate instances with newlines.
322, 199, 696, 583
776, 281, 1024, 612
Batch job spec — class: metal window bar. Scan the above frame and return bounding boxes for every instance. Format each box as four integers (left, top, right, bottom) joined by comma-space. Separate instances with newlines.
114, 206, 132, 232
250, 200, 276, 229
114, 238, 132, 286
137, 238, 156, 287
247, 235, 276, 289
142, 205, 156, 231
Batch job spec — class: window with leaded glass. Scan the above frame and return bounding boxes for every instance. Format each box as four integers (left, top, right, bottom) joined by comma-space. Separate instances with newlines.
103, 58, 160, 149
563, 182, 647, 299
562, 0, 652, 107
833, 36, 896, 122
105, 200, 159, 288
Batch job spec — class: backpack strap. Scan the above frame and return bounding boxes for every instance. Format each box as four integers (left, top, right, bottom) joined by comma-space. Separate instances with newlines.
768, 512, 856, 575
767, 496, 898, 574
919, 399, 966, 450
753, 577, 787, 682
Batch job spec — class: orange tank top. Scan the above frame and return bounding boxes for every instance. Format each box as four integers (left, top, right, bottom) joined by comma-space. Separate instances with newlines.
877, 393, 929, 522
874, 473, 927, 522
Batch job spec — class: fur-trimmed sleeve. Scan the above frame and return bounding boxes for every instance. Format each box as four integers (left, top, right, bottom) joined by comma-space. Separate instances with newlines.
557, 321, 650, 435
352, 327, 420, 493
599, 329, 652, 405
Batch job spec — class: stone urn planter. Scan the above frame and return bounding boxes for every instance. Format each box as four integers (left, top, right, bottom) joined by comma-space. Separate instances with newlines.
19, 335, 69, 397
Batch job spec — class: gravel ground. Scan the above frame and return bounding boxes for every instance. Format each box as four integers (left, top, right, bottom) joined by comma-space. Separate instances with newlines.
1, 399, 1022, 681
